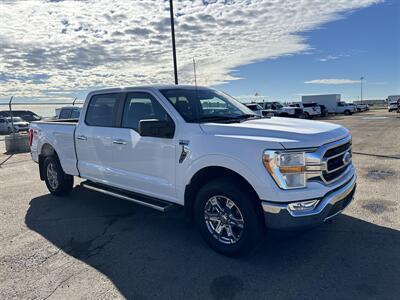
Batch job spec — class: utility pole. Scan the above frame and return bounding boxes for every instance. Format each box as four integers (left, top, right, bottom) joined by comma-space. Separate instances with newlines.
360, 76, 364, 104
169, 0, 178, 85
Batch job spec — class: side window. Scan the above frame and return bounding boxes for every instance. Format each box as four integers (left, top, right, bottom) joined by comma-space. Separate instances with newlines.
86, 93, 120, 127
122, 92, 171, 131
59, 108, 71, 119
0, 119, 4, 123
71, 109, 80, 119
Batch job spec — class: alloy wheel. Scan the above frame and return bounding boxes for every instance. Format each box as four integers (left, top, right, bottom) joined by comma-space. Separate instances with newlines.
204, 195, 244, 244
46, 162, 59, 190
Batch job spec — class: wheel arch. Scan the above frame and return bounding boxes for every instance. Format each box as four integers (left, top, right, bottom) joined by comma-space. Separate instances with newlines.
38, 143, 59, 180
184, 166, 262, 220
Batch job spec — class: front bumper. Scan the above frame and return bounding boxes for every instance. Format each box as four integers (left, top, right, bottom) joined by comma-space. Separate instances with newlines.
261, 175, 356, 230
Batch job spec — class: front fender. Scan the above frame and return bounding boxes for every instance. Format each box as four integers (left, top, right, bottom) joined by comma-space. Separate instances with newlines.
180, 154, 275, 201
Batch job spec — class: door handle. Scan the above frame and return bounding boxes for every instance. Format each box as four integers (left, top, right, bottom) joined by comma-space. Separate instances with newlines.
76, 135, 87, 141
113, 139, 127, 145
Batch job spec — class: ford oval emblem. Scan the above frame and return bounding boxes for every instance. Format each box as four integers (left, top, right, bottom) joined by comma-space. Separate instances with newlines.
343, 151, 352, 165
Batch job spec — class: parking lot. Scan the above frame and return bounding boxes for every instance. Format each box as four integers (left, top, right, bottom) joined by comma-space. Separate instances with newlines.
0, 110, 399, 299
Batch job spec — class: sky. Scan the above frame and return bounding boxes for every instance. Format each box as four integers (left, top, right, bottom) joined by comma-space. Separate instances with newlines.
0, 0, 399, 103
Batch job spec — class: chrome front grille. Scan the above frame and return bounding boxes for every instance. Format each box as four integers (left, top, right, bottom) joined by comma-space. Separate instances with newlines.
322, 141, 352, 183
304, 136, 353, 185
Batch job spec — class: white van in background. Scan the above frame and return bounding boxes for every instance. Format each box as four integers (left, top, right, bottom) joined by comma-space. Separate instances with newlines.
387, 95, 400, 112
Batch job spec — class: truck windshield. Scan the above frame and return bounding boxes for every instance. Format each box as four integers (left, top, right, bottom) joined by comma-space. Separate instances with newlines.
160, 88, 257, 123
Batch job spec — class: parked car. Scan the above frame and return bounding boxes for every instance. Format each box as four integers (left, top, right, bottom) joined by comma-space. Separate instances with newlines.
387, 95, 400, 112
245, 103, 265, 116
288, 102, 321, 119
30, 85, 356, 256
0, 110, 41, 122
0, 116, 30, 133
337, 102, 356, 115
356, 103, 369, 112
261, 102, 303, 118
347, 103, 358, 112
55, 106, 81, 119
388, 100, 399, 112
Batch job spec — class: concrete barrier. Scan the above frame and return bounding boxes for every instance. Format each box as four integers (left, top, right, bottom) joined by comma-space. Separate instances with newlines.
4, 133, 30, 153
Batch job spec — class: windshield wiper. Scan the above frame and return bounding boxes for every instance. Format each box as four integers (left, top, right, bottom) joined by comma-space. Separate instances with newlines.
198, 116, 238, 123
233, 114, 262, 121
198, 114, 261, 123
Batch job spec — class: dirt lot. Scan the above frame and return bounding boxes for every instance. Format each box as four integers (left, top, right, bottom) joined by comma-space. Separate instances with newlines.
0, 110, 399, 300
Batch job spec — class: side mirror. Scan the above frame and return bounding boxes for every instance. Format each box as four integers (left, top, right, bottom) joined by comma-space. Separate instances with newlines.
138, 119, 175, 138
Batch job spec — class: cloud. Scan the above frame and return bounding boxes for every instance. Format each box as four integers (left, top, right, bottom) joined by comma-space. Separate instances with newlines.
305, 79, 361, 84
0, 0, 381, 100
317, 55, 338, 62
317, 53, 350, 62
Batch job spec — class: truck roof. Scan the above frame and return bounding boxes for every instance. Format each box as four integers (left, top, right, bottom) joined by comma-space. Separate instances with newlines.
87, 85, 210, 97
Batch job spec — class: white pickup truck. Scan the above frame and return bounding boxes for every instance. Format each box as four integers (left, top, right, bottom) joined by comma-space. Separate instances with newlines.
29, 85, 356, 256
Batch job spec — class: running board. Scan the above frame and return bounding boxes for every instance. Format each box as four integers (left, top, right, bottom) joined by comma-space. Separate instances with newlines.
81, 181, 177, 212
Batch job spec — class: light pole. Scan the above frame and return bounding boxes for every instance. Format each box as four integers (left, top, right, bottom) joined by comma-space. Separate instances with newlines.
169, 0, 178, 85
8, 96, 15, 135
360, 76, 364, 104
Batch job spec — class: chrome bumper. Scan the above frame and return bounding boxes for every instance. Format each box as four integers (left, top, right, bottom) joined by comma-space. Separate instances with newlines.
261, 175, 356, 230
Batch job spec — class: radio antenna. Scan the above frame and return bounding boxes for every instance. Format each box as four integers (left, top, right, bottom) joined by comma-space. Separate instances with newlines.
193, 57, 200, 122
193, 57, 197, 87
72, 97, 77, 106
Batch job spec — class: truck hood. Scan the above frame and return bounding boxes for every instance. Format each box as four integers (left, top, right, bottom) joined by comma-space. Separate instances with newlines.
13, 122, 29, 126
200, 117, 349, 149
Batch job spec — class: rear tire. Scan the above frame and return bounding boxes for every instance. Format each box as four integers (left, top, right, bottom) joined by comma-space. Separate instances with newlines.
43, 156, 73, 196
194, 178, 264, 256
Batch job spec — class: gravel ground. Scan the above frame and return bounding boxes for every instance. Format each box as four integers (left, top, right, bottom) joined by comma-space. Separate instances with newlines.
0, 110, 399, 300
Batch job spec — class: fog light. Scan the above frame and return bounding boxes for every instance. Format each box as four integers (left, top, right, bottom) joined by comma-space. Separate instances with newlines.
287, 200, 319, 212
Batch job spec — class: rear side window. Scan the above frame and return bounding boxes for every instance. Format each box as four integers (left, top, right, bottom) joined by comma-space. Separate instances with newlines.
59, 108, 71, 119
71, 109, 80, 119
86, 93, 120, 127
303, 103, 317, 108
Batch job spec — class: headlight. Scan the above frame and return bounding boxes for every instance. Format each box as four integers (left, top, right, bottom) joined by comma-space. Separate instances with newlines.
263, 151, 307, 189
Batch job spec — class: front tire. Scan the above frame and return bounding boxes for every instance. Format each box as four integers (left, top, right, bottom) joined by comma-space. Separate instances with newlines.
344, 110, 351, 115
43, 156, 73, 196
194, 178, 264, 256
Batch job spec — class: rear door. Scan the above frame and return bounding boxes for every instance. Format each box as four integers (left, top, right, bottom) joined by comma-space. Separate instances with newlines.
109, 92, 177, 201
75, 93, 123, 184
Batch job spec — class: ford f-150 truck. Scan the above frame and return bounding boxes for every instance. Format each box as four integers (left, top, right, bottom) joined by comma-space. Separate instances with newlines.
29, 85, 356, 256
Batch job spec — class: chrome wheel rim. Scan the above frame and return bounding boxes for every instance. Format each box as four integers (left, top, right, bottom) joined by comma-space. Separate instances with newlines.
46, 162, 59, 190
204, 195, 244, 245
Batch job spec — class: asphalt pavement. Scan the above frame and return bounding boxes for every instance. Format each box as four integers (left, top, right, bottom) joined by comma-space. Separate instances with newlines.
0, 110, 399, 300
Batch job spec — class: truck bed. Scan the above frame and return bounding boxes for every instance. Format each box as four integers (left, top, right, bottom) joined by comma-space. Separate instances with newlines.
30, 120, 79, 176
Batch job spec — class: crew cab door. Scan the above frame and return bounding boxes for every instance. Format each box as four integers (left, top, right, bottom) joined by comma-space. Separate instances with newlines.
75, 93, 123, 183
109, 92, 177, 202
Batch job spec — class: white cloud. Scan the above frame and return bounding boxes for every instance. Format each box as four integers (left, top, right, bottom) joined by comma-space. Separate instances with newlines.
317, 53, 350, 62
305, 79, 361, 84
0, 0, 381, 99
